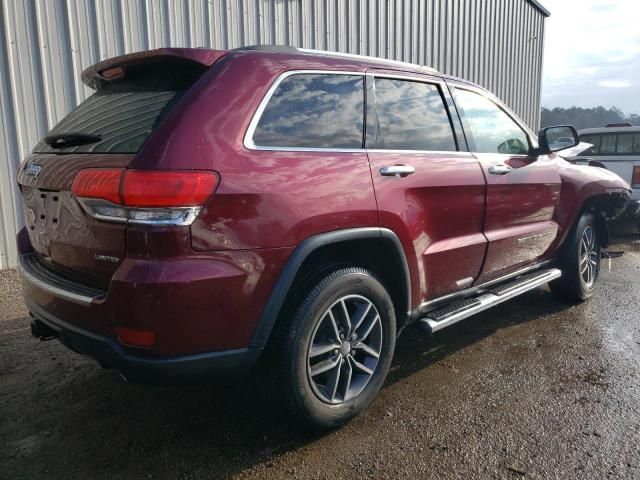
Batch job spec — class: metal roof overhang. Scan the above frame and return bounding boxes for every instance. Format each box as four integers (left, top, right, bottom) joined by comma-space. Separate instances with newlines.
528, 0, 551, 17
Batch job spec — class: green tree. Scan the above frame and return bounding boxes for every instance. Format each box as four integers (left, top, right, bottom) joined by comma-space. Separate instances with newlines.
541, 106, 639, 129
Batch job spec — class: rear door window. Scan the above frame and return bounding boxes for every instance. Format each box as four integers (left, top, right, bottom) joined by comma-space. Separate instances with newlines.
34, 62, 205, 154
367, 78, 456, 151
251, 73, 364, 149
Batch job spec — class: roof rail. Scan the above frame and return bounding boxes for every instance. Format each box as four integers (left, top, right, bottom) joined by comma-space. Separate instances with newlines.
233, 45, 439, 73
233, 45, 299, 53
298, 48, 439, 73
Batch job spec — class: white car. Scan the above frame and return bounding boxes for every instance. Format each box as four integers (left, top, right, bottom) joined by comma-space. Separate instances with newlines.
550, 136, 579, 150
571, 124, 640, 231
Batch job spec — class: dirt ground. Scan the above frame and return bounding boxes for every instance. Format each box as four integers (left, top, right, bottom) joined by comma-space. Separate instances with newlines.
1, 225, 640, 480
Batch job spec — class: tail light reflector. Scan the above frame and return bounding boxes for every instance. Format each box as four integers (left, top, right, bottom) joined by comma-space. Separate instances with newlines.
71, 168, 218, 225
632, 166, 640, 188
116, 327, 156, 348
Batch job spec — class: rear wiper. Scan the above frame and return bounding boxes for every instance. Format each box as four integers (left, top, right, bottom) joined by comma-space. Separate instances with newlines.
44, 132, 102, 148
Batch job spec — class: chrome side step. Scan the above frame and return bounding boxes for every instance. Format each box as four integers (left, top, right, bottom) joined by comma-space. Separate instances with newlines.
418, 268, 562, 334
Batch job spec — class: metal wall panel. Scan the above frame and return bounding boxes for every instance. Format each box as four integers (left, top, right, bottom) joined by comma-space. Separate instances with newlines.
0, 0, 548, 269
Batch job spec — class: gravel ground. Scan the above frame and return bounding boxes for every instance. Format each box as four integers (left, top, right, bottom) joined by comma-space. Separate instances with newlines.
1, 226, 640, 480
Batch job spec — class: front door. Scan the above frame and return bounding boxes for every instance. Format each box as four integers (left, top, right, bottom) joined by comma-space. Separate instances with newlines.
450, 85, 562, 284
365, 71, 487, 303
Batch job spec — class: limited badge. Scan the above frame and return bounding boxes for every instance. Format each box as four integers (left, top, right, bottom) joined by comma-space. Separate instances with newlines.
95, 254, 120, 263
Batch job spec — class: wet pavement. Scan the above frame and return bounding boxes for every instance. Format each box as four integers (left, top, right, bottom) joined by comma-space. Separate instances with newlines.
1, 226, 639, 479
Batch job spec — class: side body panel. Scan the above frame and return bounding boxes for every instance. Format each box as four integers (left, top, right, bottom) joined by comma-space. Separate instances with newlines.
474, 152, 561, 283
548, 159, 631, 252
368, 151, 487, 301
366, 71, 487, 302
447, 80, 562, 284
132, 53, 379, 251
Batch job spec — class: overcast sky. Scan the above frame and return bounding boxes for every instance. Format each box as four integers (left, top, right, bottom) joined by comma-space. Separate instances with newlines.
541, 0, 640, 113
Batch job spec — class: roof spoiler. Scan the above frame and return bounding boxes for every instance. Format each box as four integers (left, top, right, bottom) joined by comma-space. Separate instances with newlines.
82, 48, 227, 89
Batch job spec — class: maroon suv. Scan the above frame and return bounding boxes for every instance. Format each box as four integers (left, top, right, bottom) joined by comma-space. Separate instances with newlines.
19, 47, 630, 429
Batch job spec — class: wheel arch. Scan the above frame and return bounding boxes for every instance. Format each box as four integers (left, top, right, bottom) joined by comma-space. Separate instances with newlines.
559, 190, 629, 252
249, 228, 411, 349
575, 192, 629, 247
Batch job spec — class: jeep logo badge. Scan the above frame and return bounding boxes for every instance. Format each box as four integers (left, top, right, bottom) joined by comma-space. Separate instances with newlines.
25, 161, 42, 178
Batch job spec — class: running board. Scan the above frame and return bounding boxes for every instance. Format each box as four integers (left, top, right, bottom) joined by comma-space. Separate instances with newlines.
418, 268, 562, 334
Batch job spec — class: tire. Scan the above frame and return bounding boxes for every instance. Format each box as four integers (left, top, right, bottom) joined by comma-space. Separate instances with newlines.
550, 211, 601, 301
273, 267, 396, 430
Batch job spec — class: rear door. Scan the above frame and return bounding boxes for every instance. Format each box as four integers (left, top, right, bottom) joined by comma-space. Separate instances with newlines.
450, 84, 561, 284
17, 56, 209, 289
365, 71, 487, 302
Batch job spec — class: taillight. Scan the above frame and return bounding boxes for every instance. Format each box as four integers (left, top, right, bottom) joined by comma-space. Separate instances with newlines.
71, 168, 122, 204
122, 171, 218, 207
633, 166, 640, 188
71, 169, 218, 226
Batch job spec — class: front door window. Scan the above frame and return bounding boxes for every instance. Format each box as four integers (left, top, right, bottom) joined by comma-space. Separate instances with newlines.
454, 89, 529, 155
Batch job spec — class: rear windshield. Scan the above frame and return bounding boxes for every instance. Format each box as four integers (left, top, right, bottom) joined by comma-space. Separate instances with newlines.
34, 61, 206, 154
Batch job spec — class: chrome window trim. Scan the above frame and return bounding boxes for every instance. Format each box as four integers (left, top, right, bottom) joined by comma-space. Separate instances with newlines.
366, 71, 443, 83
365, 72, 461, 152
243, 70, 367, 152
245, 146, 366, 153
366, 150, 474, 156
244, 69, 468, 155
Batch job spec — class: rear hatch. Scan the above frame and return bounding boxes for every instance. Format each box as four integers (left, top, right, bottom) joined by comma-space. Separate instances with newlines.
17, 49, 224, 289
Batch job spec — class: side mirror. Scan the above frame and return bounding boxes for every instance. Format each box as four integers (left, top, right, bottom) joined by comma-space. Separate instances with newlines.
537, 125, 579, 154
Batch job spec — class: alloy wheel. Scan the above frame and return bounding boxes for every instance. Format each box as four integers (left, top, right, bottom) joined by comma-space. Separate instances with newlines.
579, 226, 598, 287
306, 294, 383, 404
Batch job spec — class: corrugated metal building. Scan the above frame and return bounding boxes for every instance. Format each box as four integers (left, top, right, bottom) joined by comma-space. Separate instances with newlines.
0, 0, 549, 269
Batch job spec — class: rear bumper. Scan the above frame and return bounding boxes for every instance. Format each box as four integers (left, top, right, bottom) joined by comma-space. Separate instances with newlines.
28, 299, 261, 383
18, 247, 291, 357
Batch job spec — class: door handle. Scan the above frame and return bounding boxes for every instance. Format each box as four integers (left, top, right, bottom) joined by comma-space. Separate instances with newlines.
488, 164, 512, 175
380, 165, 415, 177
